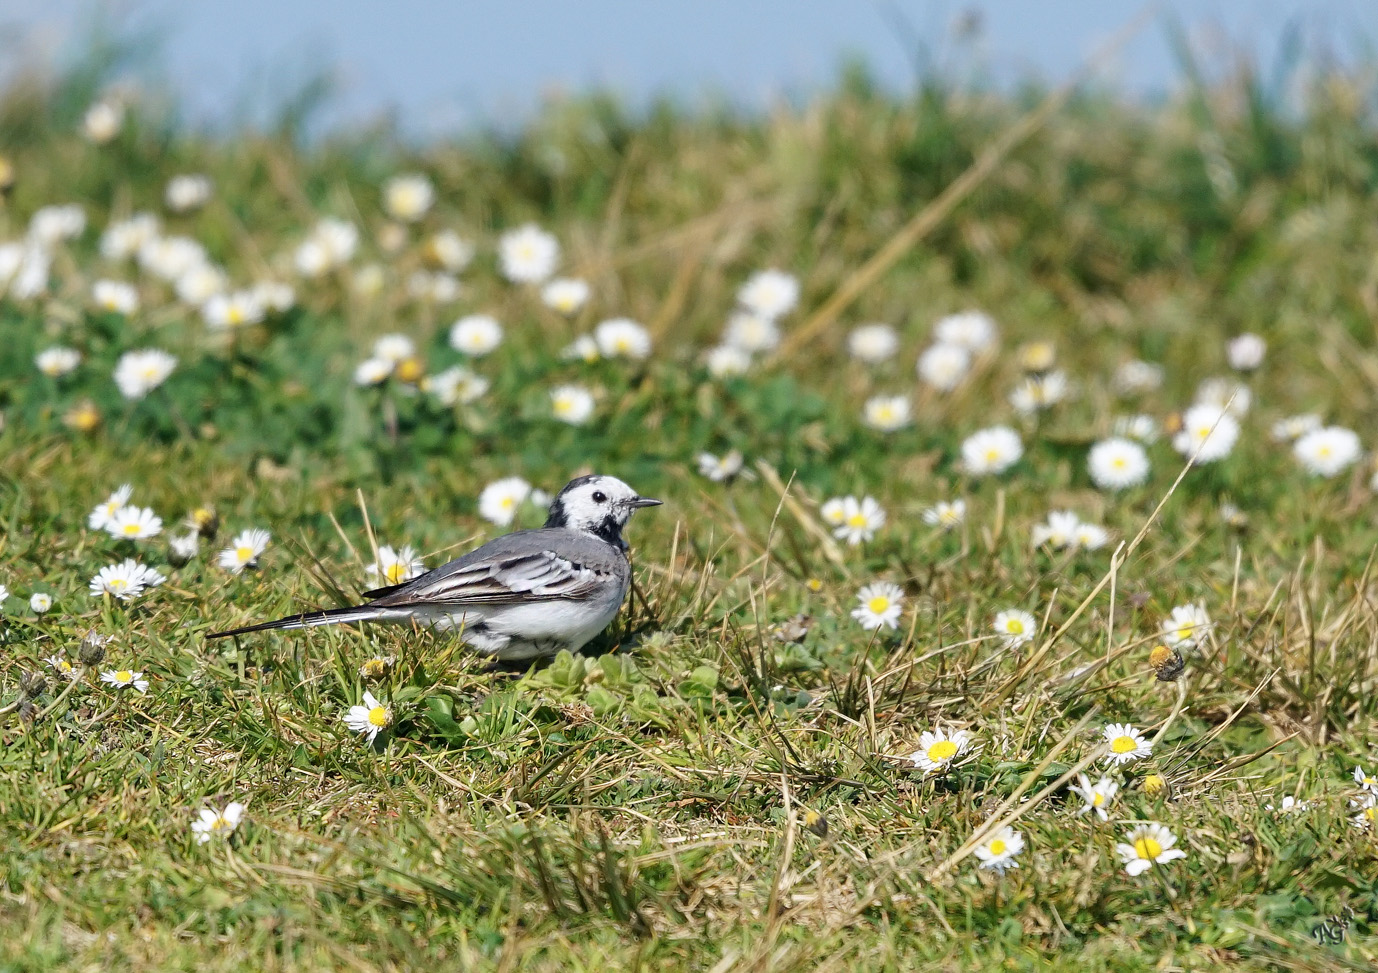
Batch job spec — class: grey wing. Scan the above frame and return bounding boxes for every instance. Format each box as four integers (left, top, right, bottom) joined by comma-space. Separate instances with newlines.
370, 546, 611, 607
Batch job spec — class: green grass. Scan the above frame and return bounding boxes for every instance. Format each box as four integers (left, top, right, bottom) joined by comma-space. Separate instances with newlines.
1, 47, 1377, 972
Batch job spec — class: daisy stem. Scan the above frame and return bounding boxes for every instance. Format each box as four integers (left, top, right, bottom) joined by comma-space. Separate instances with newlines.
29, 666, 88, 723
1150, 679, 1190, 748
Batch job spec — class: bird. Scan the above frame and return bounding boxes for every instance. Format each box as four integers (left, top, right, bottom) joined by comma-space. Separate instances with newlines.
207, 474, 661, 660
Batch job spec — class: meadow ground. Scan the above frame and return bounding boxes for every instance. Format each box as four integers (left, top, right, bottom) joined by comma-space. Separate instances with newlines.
1, 47, 1378, 972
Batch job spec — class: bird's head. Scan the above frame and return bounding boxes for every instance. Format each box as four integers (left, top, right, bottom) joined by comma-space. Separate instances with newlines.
543, 474, 661, 549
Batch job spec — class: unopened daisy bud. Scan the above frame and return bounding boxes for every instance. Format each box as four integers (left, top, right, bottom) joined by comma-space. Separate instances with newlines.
18, 699, 36, 723
79, 631, 110, 666
1149, 644, 1185, 681
18, 670, 46, 699
805, 578, 822, 593
63, 401, 102, 433
1141, 773, 1169, 797
358, 655, 395, 680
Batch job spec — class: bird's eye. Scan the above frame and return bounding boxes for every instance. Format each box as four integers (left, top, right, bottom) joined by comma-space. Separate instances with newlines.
592, 491, 607, 503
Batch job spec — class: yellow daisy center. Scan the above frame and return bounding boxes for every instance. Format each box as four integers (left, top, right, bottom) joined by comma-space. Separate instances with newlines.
1133, 837, 1163, 861
108, 579, 128, 591
236, 546, 253, 562
985, 448, 1000, 462
848, 513, 868, 527
500, 497, 514, 509
210, 815, 231, 832
367, 705, 390, 728
115, 670, 132, 683
227, 305, 245, 325
122, 522, 142, 535
988, 839, 1006, 855
58, 660, 72, 672
1092, 792, 1104, 806
1143, 775, 1165, 794
1006, 619, 1024, 634
1318, 445, 1331, 457
142, 366, 159, 379
1176, 625, 1195, 641
615, 338, 630, 352
1366, 808, 1377, 822
1111, 735, 1138, 754
867, 596, 891, 615
927, 740, 958, 762
1112, 457, 1126, 468
384, 563, 407, 584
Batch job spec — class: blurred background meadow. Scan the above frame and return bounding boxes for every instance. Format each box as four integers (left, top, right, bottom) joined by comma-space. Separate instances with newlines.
3, 1, 1378, 970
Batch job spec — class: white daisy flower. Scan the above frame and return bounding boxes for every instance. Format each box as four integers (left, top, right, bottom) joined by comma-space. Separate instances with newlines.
478, 477, 532, 527
425, 230, 474, 272
916, 342, 971, 391
862, 394, 911, 432
541, 277, 590, 315
423, 366, 489, 406
697, 451, 744, 483
373, 334, 416, 364
88, 484, 134, 531
1353, 766, 1378, 794
1113, 414, 1159, 443
737, 269, 798, 320
1113, 359, 1163, 394
29, 204, 85, 245
594, 318, 652, 360
252, 280, 295, 313
383, 173, 434, 222
168, 532, 200, 565
36, 346, 81, 378
113, 349, 177, 400
1226, 333, 1265, 371
366, 545, 426, 586
1009, 371, 1069, 414
1294, 426, 1362, 478
1088, 437, 1150, 490
449, 314, 503, 356
1070, 773, 1119, 821
1115, 823, 1187, 876
832, 496, 885, 546
723, 311, 780, 353
165, 173, 212, 212
105, 505, 162, 540
1102, 723, 1152, 765
1271, 413, 1322, 442
910, 728, 973, 773
704, 344, 752, 377
550, 385, 595, 425
993, 609, 1037, 649
851, 581, 904, 631
921, 499, 966, 531
1173, 403, 1239, 464
846, 323, 899, 364
934, 310, 997, 352
203, 290, 266, 331
1195, 378, 1251, 417
191, 801, 246, 844
561, 334, 601, 362
1352, 794, 1378, 830
217, 529, 270, 574
1264, 795, 1309, 813
961, 426, 1023, 476
974, 826, 1024, 873
820, 497, 847, 526
83, 100, 123, 143
498, 224, 559, 283
29, 592, 52, 614
100, 213, 159, 260
353, 357, 393, 386
176, 264, 228, 305
1073, 522, 1110, 550
100, 668, 149, 693
1161, 603, 1211, 650
138, 235, 206, 280
1032, 510, 1081, 549
344, 690, 393, 743
89, 558, 163, 601
46, 654, 78, 680
93, 279, 139, 315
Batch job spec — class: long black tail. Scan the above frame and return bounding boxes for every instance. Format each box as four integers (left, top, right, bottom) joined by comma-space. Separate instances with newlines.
207, 603, 399, 639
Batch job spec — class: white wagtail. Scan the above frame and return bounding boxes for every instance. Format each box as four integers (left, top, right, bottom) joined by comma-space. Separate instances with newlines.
208, 474, 661, 660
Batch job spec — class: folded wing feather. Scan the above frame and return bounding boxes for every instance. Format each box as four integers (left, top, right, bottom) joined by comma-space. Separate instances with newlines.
371, 550, 604, 607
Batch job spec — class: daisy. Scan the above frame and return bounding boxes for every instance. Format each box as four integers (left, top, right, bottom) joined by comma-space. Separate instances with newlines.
1113, 359, 1164, 394
1195, 378, 1251, 417
922, 499, 966, 530
478, 477, 532, 527
1032, 510, 1081, 550
1354, 766, 1378, 794
29, 592, 52, 614
1173, 403, 1239, 464
1009, 371, 1069, 414
359, 655, 396, 680
366, 546, 425, 586
202, 290, 266, 330
383, 173, 434, 222
29, 204, 86, 245
1073, 522, 1110, 550
1294, 427, 1361, 478
916, 342, 971, 391
423, 366, 489, 406
1088, 437, 1150, 490
737, 269, 798, 320
36, 347, 81, 378
993, 609, 1037, 649
541, 278, 590, 315
113, 349, 176, 400
1264, 795, 1310, 813
176, 264, 228, 305
910, 728, 973, 773
88, 484, 134, 530
344, 691, 393, 743
562, 335, 601, 362
723, 311, 780, 353
934, 310, 997, 352
100, 213, 159, 260
253, 280, 295, 312
1271, 413, 1322, 442
373, 334, 416, 364
697, 451, 744, 482
833, 496, 886, 546
1102, 723, 1152, 765
551, 385, 595, 425
83, 99, 123, 143
594, 318, 652, 360
1141, 774, 1168, 797
820, 497, 847, 526
1353, 794, 1378, 830
498, 224, 559, 283
424, 230, 474, 272
449, 314, 503, 356
705, 344, 752, 377
847, 323, 899, 364
217, 529, 270, 574
139, 235, 207, 280
974, 826, 1024, 873
168, 532, 200, 565
961, 426, 1023, 476
100, 668, 149, 693
65, 401, 101, 433
863, 394, 911, 432
191, 801, 246, 844
165, 173, 212, 212
5, 244, 49, 299
92, 279, 138, 315
1116, 823, 1187, 876
851, 581, 904, 630
1161, 603, 1211, 650
1070, 774, 1119, 821
1227, 333, 1265, 371
1017, 340, 1056, 372
1113, 414, 1159, 443
45, 654, 78, 680
105, 505, 163, 540
354, 357, 393, 386
89, 559, 163, 601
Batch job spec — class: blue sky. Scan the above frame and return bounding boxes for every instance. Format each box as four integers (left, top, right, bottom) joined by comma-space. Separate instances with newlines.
3, 1, 1375, 134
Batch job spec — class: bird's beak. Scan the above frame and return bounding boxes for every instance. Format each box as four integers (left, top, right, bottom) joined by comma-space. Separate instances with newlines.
626, 496, 663, 508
